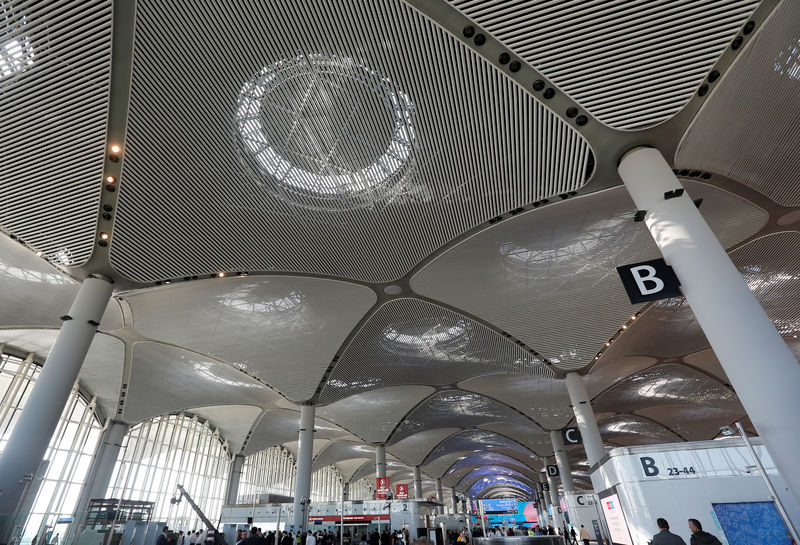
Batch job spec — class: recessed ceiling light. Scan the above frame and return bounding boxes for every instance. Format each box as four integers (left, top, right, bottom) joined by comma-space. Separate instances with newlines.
217, 272, 226, 278
99, 232, 110, 240
605, 342, 611, 347
106, 175, 116, 184
110, 144, 121, 153
35, 250, 44, 257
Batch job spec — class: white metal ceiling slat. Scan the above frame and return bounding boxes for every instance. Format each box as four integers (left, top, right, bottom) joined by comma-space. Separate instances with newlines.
677, 0, 800, 206
109, 0, 591, 283
450, 0, 760, 130
0, 0, 112, 265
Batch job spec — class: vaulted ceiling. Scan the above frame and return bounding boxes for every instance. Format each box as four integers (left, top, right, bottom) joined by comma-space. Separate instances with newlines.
0, 0, 798, 499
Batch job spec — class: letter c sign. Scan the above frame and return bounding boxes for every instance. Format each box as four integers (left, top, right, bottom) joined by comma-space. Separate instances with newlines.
617, 258, 681, 304
561, 427, 582, 445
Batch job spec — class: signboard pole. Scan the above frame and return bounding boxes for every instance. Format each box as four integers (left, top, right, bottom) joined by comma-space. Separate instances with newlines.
735, 423, 799, 542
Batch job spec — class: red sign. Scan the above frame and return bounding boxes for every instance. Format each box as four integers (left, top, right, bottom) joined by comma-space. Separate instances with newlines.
376, 477, 391, 499
396, 484, 409, 499
310, 515, 390, 523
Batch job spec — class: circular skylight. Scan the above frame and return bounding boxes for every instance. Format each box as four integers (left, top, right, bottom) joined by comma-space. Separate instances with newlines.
236, 53, 415, 208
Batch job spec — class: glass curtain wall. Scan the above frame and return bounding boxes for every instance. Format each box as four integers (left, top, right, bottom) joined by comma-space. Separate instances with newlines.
310, 465, 343, 502
348, 477, 374, 501
239, 447, 344, 503
239, 446, 297, 504
106, 413, 231, 530
0, 350, 104, 544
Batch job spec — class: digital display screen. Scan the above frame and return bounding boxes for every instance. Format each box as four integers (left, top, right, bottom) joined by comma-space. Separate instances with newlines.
598, 489, 634, 545
481, 500, 539, 527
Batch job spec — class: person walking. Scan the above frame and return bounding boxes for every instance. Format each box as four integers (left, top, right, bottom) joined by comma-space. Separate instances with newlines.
579, 525, 590, 545
651, 518, 687, 545
569, 526, 578, 545
688, 520, 722, 545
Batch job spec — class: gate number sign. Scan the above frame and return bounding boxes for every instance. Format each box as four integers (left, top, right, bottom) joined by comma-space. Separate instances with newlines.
616, 258, 681, 304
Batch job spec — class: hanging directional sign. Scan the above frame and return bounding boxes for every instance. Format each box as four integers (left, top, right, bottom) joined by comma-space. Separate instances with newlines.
616, 258, 681, 304
546, 465, 559, 477
561, 427, 582, 445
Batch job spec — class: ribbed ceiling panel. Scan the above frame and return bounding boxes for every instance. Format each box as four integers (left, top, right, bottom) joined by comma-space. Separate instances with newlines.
677, 0, 800, 205
389, 390, 533, 445
451, 0, 759, 130
730, 231, 800, 340
319, 298, 552, 404
0, 0, 111, 265
109, 0, 591, 283
413, 182, 766, 371
597, 414, 683, 446
592, 364, 743, 415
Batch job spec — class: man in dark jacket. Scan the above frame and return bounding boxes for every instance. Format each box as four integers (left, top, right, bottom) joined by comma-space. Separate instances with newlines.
157, 527, 170, 545
651, 518, 687, 545
688, 519, 722, 545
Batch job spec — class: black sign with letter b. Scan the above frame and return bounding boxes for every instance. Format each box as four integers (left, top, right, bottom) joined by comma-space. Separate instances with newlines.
616, 258, 681, 304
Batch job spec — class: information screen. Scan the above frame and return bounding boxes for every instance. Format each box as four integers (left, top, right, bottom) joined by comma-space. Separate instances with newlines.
598, 489, 634, 545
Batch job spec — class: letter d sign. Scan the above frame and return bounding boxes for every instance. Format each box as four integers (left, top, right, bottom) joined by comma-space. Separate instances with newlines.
617, 258, 681, 304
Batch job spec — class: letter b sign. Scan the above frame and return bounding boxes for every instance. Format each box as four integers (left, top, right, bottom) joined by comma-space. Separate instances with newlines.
617, 258, 681, 304
640, 456, 659, 477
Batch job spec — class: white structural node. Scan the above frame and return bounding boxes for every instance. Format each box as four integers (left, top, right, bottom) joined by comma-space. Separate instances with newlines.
293, 405, 316, 531
0, 275, 114, 540
618, 146, 800, 504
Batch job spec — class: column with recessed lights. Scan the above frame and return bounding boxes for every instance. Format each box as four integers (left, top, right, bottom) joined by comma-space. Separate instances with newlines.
549, 430, 575, 493
435, 478, 444, 515
450, 487, 458, 514
545, 458, 565, 530
292, 405, 315, 532
537, 473, 552, 528
413, 466, 423, 499
618, 146, 800, 503
0, 275, 114, 541
564, 373, 606, 467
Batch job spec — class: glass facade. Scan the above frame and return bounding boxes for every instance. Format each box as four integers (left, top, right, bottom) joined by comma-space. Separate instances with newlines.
239, 447, 346, 504
0, 350, 104, 544
106, 413, 231, 530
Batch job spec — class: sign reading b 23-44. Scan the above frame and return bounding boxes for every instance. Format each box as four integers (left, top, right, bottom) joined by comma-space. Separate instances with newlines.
639, 456, 698, 479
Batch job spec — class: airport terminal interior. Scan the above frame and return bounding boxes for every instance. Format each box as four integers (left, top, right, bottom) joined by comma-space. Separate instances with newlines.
0, 0, 799, 544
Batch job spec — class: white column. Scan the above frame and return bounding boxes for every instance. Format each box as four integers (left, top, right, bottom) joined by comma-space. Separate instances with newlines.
342, 482, 350, 501
292, 405, 315, 532
375, 444, 386, 478
537, 473, 551, 527
225, 454, 245, 505
450, 487, 458, 514
435, 479, 444, 514
545, 458, 564, 531
565, 373, 605, 466
413, 466, 423, 499
66, 420, 129, 545
549, 430, 575, 492
0, 275, 114, 539
619, 146, 800, 502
